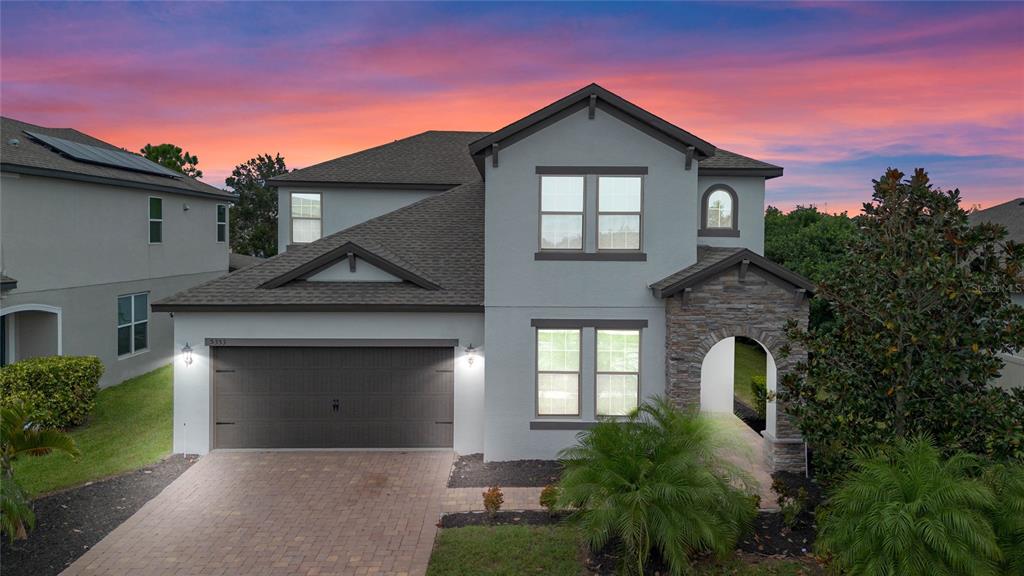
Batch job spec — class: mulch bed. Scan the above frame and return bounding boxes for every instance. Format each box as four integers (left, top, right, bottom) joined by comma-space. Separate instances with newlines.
733, 397, 766, 433
1, 455, 197, 576
438, 510, 568, 528
739, 470, 823, 556
447, 453, 562, 488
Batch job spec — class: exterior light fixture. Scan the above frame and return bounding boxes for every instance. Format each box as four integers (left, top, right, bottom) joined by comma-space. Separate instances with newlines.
182, 342, 193, 366
466, 344, 477, 366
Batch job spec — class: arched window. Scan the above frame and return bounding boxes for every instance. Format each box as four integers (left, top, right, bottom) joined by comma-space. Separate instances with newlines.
699, 185, 739, 237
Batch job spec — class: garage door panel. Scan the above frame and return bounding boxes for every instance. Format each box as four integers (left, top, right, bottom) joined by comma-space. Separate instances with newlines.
213, 346, 454, 449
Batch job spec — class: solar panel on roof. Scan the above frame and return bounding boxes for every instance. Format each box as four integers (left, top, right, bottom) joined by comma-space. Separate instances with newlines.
23, 130, 183, 179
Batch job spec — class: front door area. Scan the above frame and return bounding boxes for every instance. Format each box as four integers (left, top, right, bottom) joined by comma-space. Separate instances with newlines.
212, 346, 454, 449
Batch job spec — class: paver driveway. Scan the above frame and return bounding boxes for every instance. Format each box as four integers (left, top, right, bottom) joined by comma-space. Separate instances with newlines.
62, 451, 454, 576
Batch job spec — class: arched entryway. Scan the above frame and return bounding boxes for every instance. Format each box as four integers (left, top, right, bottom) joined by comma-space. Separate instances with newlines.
699, 336, 777, 437
652, 247, 814, 473
0, 304, 62, 365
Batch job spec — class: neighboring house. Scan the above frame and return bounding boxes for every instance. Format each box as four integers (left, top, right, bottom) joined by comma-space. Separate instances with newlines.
969, 197, 1024, 389
156, 84, 813, 471
0, 117, 232, 386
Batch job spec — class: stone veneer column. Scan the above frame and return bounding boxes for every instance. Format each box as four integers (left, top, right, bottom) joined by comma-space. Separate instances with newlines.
664, 267, 810, 473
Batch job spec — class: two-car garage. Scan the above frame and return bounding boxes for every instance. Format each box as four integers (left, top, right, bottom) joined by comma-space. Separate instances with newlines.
210, 343, 455, 450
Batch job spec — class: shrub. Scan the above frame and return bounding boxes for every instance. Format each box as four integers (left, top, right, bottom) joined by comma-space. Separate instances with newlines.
749, 375, 768, 419
817, 437, 1003, 576
982, 463, 1024, 575
482, 486, 503, 518
558, 397, 756, 575
2, 401, 79, 540
539, 484, 560, 516
0, 356, 103, 429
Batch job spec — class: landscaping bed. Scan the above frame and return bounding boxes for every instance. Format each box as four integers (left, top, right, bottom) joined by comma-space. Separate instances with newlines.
448, 453, 562, 487
0, 455, 195, 576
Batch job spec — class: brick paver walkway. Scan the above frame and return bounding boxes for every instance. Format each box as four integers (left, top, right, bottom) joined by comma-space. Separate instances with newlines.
62, 451, 454, 576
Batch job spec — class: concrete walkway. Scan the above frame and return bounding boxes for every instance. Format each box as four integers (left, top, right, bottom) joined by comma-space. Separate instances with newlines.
710, 414, 779, 510
62, 451, 454, 576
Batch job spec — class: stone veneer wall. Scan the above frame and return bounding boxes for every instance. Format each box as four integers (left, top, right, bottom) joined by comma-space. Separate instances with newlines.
664, 265, 810, 473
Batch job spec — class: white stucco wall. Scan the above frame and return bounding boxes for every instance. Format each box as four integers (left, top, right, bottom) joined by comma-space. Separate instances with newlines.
700, 337, 735, 413
277, 186, 440, 253
307, 258, 402, 282
172, 311, 485, 455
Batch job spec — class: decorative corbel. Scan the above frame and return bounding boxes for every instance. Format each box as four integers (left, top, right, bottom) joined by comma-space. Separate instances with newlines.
679, 287, 692, 306
684, 146, 695, 170
588, 94, 597, 119
348, 252, 356, 272
491, 143, 499, 168
793, 288, 806, 306
739, 259, 750, 282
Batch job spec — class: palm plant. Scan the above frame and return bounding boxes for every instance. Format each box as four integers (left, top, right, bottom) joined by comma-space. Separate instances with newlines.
982, 463, 1024, 575
817, 437, 1002, 576
557, 397, 756, 575
1, 401, 80, 541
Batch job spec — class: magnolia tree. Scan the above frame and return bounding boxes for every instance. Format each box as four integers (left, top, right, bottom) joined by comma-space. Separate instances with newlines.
783, 168, 1024, 479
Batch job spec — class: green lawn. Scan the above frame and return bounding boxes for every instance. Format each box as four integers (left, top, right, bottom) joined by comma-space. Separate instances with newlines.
13, 365, 173, 496
427, 525, 820, 575
734, 338, 767, 409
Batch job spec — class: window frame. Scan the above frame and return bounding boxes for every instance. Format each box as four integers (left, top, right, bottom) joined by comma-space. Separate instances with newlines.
594, 328, 642, 417
596, 175, 644, 252
535, 327, 583, 418
216, 204, 227, 243
148, 197, 163, 244
290, 191, 323, 245
699, 184, 740, 237
537, 175, 586, 253
116, 292, 149, 358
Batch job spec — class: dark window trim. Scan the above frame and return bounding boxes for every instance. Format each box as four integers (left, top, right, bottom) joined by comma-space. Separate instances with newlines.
530, 420, 598, 431
531, 319, 648, 329
536, 166, 648, 175
117, 292, 149, 358
148, 196, 163, 244
216, 204, 227, 243
535, 251, 646, 261
204, 338, 458, 348
595, 327, 642, 417
699, 184, 740, 237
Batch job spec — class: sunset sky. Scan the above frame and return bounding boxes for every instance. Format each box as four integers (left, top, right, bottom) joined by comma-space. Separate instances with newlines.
2, 1, 1021, 214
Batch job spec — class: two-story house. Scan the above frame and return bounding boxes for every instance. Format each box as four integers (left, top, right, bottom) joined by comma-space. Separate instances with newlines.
156, 84, 813, 471
1, 117, 232, 386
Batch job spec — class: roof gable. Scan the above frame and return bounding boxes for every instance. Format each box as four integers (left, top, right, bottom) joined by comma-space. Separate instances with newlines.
651, 247, 815, 298
468, 83, 717, 174
260, 240, 441, 290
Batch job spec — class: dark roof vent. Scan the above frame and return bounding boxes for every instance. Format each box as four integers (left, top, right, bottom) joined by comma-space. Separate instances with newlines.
7, 138, 19, 146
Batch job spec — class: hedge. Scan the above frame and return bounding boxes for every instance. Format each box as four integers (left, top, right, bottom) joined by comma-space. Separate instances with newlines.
0, 356, 103, 429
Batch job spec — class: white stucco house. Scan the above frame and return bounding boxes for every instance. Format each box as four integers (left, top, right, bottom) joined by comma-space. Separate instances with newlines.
0, 117, 232, 386
156, 84, 814, 471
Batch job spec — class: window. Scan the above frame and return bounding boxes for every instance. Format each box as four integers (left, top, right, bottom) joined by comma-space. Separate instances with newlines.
597, 176, 642, 250
700, 185, 739, 236
537, 329, 581, 416
291, 193, 321, 243
148, 197, 162, 243
117, 293, 148, 356
216, 204, 227, 243
596, 329, 640, 416
539, 176, 584, 250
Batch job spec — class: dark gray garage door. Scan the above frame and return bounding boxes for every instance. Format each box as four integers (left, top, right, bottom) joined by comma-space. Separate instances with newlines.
212, 346, 454, 449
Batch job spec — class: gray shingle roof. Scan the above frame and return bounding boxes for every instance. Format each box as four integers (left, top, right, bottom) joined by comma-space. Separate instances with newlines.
1, 117, 231, 198
153, 180, 484, 311
270, 131, 488, 187
969, 198, 1024, 244
228, 253, 264, 272
701, 149, 782, 172
651, 246, 814, 297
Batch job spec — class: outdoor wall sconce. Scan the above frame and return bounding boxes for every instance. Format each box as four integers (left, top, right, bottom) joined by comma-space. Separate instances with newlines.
182, 342, 193, 366
466, 344, 477, 366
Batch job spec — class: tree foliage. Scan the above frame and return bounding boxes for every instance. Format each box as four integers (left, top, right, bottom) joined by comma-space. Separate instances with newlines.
225, 154, 288, 257
783, 168, 1024, 479
140, 143, 202, 178
817, 437, 1007, 576
557, 397, 756, 575
764, 205, 857, 329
